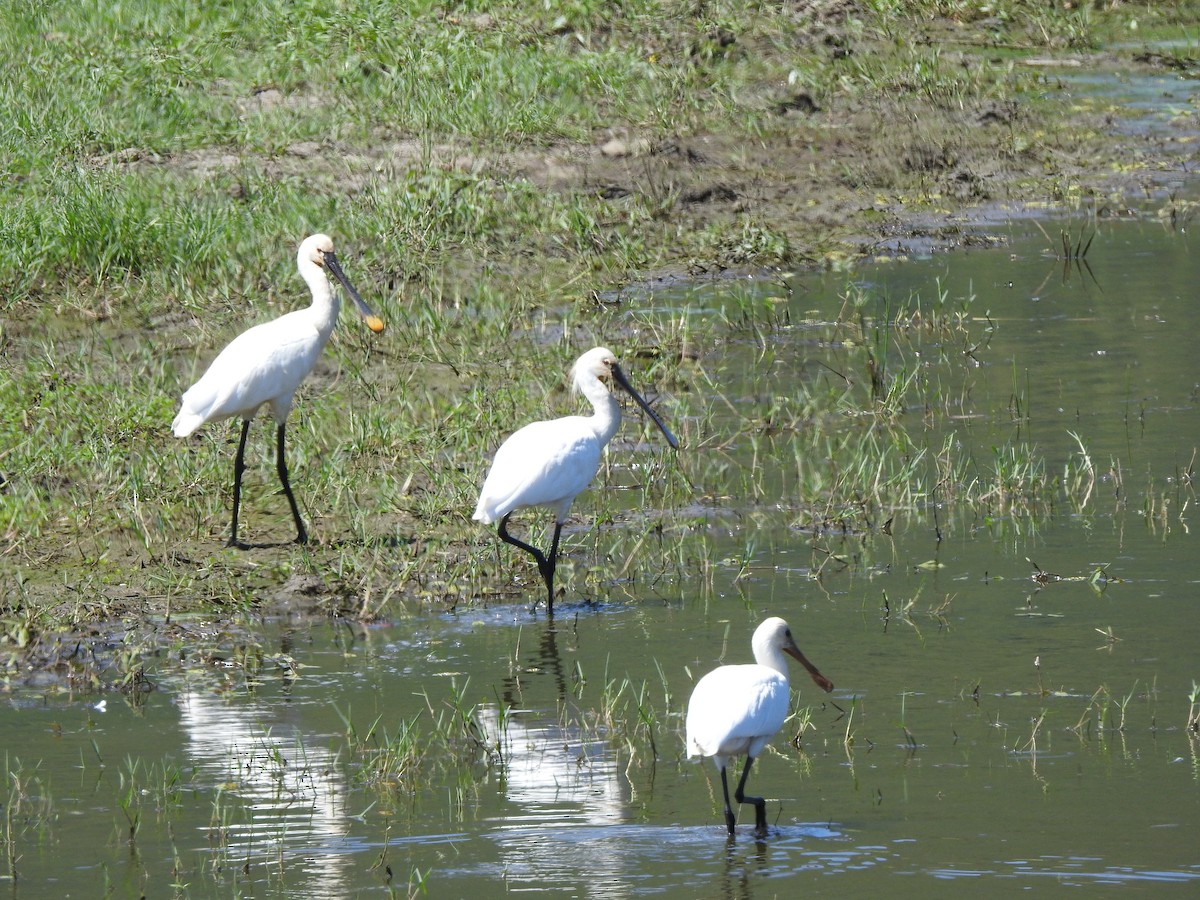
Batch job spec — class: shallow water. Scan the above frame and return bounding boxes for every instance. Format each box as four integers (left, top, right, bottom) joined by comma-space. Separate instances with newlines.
6, 192, 1200, 897
1056, 67, 1200, 139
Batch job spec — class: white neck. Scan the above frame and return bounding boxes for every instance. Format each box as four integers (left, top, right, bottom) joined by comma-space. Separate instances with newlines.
299, 257, 340, 335
752, 634, 790, 678
580, 376, 622, 445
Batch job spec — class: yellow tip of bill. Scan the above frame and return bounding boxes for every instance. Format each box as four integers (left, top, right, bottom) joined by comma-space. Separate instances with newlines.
365, 315, 385, 333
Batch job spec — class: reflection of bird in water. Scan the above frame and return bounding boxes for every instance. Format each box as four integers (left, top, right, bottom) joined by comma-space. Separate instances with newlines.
173, 233, 384, 548
686, 617, 833, 836
175, 679, 351, 895
477, 705, 627, 826
470, 615, 634, 893
476, 701, 632, 896
497, 619, 571, 709
473, 347, 678, 613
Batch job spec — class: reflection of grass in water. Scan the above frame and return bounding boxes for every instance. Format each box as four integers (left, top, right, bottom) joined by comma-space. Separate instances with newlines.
4, 760, 55, 884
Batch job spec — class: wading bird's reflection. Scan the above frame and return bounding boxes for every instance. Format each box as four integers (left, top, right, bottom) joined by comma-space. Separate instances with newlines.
476, 702, 633, 896
469, 617, 636, 894
498, 618, 571, 706
175, 682, 351, 899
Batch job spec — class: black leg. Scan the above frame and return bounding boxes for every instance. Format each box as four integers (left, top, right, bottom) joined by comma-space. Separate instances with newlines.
276, 422, 308, 544
719, 764, 737, 835
497, 513, 559, 612
733, 755, 768, 835
227, 419, 251, 548
544, 522, 563, 613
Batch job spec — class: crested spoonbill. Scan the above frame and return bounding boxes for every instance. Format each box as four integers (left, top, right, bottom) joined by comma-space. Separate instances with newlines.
473, 346, 678, 612
686, 616, 833, 836
173, 233, 384, 547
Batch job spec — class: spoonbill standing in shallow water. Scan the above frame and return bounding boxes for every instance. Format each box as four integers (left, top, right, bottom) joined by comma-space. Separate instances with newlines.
173, 233, 384, 547
686, 616, 834, 836
473, 346, 678, 613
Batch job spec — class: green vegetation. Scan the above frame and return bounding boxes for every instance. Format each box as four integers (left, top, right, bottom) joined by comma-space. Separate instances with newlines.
1, 0, 1197, 677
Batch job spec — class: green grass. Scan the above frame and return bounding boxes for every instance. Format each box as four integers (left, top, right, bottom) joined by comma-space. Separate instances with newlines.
0, 0, 1195, 654
4, 1, 1188, 306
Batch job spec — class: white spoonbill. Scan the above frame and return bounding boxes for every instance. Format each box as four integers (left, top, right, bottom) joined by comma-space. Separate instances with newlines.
473, 346, 678, 613
686, 616, 833, 836
172, 233, 384, 547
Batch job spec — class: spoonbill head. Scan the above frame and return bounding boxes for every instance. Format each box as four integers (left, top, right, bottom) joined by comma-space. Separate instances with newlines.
686, 616, 833, 836
473, 346, 678, 613
172, 233, 384, 547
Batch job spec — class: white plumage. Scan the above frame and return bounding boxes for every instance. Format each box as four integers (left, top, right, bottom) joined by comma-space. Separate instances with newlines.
686, 616, 833, 836
173, 233, 384, 547
473, 346, 678, 612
